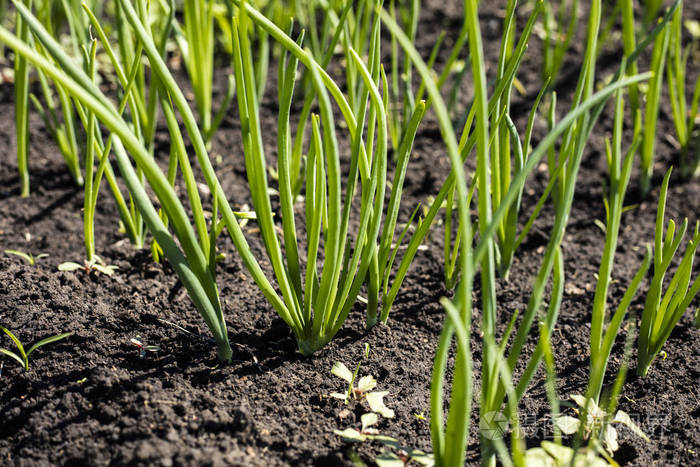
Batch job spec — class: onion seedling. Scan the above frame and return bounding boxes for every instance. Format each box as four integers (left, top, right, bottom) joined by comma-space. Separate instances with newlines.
0, 326, 72, 371
82, 2, 180, 253
637, 168, 700, 376
21, 2, 150, 250
380, 0, 652, 323
380, 1, 542, 317
130, 336, 161, 359
4, 249, 48, 265
667, 1, 700, 179
4, 0, 411, 358
129, 0, 403, 356
479, 5, 678, 461
373, 4, 474, 461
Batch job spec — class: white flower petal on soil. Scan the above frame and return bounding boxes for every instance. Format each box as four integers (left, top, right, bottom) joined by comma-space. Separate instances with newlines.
360, 412, 378, 432
570, 394, 588, 409
409, 449, 435, 467
604, 424, 619, 453
58, 262, 84, 272
524, 447, 557, 467
373, 435, 401, 450
375, 451, 404, 467
329, 392, 349, 401
331, 362, 353, 383
333, 428, 366, 443
554, 415, 581, 435
356, 375, 377, 393
541, 441, 575, 464
366, 391, 395, 418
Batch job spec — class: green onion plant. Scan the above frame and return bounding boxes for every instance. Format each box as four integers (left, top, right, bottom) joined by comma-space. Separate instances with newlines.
24, 0, 91, 190
638, 168, 700, 376
444, 0, 545, 284
84, 0, 183, 256
174, 0, 237, 143
14, 0, 87, 195
18, 1, 157, 251
2, 0, 234, 361
644, 0, 664, 25
225, 0, 430, 334
587, 83, 651, 402
57, 38, 120, 274
621, 0, 643, 142
57, 28, 148, 272
384, 0, 655, 464
541, 0, 579, 87
387, 1, 544, 298
378, 0, 661, 326
14, 0, 30, 197
639, 10, 671, 196
2, 0, 431, 358
230, 0, 426, 349
667, 0, 700, 178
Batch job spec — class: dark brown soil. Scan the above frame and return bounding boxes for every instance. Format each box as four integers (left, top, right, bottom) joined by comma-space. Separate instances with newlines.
1, 2, 699, 466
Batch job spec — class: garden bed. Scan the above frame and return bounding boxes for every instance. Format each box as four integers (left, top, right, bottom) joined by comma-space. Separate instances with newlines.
1, 1, 699, 465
